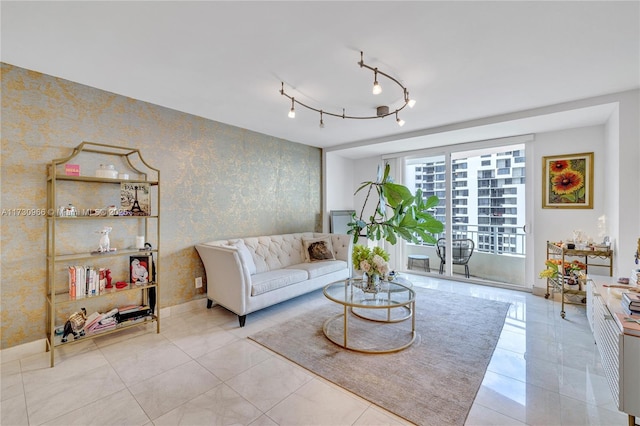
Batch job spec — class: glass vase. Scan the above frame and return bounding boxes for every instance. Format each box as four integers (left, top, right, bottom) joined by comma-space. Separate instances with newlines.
363, 272, 381, 293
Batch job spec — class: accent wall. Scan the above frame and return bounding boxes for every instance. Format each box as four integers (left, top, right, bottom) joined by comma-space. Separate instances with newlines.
0, 63, 322, 349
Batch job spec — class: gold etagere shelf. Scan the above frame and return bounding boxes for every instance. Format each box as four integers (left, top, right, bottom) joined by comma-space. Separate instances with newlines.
46, 142, 160, 367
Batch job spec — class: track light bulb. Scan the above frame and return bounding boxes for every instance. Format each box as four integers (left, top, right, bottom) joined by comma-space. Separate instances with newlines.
288, 98, 295, 118
408, 98, 416, 108
396, 113, 405, 127
372, 69, 382, 95
372, 80, 382, 95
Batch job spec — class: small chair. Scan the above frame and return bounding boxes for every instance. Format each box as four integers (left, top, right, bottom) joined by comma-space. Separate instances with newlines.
436, 238, 475, 278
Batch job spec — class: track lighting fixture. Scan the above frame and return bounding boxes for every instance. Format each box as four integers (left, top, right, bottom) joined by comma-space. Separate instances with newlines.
280, 51, 415, 127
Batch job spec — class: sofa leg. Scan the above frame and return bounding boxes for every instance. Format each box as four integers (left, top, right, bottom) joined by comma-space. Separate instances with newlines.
206, 299, 213, 309
238, 315, 246, 327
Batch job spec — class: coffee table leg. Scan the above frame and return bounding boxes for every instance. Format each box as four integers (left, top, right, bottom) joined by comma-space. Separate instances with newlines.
411, 300, 416, 332
343, 305, 348, 348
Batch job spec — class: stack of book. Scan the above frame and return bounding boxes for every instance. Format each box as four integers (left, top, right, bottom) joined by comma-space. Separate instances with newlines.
83, 308, 118, 335
615, 312, 640, 337
67, 266, 107, 298
116, 305, 152, 323
621, 292, 640, 316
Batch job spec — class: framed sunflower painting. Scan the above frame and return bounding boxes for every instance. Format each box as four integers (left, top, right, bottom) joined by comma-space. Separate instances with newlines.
542, 152, 593, 209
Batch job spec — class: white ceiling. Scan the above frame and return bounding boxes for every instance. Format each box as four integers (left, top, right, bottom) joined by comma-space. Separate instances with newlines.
2, 1, 639, 159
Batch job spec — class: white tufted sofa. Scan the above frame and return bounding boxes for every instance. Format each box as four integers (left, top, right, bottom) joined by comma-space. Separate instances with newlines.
196, 232, 352, 326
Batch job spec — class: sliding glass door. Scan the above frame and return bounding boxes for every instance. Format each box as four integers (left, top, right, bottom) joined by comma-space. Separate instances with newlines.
401, 142, 527, 288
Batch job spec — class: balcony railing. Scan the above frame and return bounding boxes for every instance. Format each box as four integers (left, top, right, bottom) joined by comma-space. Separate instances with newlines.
428, 223, 526, 256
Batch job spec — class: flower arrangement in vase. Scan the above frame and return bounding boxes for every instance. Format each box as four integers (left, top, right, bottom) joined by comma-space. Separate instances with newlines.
352, 245, 390, 292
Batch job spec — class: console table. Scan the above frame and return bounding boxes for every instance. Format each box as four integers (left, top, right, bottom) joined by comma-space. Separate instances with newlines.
587, 275, 640, 425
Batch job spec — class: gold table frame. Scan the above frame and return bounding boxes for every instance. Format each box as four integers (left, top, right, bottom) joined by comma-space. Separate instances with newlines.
322, 278, 416, 354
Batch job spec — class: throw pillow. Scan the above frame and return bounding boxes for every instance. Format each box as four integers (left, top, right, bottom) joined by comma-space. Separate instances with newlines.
230, 240, 257, 275
303, 237, 335, 262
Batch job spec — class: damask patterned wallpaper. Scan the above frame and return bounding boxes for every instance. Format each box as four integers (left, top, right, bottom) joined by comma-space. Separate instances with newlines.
0, 63, 322, 349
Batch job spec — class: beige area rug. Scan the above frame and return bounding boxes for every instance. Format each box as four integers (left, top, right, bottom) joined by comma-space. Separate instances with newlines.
249, 287, 510, 426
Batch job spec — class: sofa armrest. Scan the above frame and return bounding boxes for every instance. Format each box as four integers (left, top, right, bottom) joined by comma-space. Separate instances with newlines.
195, 243, 252, 315
329, 234, 353, 271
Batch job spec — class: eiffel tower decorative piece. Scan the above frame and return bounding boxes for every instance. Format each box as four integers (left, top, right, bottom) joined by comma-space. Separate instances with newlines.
130, 185, 144, 214
120, 182, 150, 216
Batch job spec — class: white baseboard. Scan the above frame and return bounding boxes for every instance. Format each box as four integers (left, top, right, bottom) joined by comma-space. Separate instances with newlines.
0, 297, 208, 364
0, 339, 47, 364
531, 286, 547, 297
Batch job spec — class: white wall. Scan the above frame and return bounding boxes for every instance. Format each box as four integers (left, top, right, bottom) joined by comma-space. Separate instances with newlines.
605, 105, 620, 268
531, 125, 607, 290
614, 92, 640, 277
324, 151, 355, 232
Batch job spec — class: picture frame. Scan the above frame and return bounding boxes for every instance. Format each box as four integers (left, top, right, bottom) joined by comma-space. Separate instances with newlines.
120, 182, 151, 216
130, 255, 153, 285
542, 152, 594, 209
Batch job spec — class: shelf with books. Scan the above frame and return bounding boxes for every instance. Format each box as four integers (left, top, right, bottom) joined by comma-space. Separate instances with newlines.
46, 142, 160, 367
49, 282, 158, 306
49, 315, 158, 348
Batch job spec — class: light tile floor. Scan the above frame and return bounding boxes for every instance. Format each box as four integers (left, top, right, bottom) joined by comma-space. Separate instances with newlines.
0, 275, 630, 425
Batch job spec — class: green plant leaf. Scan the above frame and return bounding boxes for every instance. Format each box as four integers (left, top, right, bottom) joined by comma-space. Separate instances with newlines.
382, 182, 413, 208
346, 164, 444, 245
423, 195, 440, 210
399, 211, 418, 228
420, 216, 444, 233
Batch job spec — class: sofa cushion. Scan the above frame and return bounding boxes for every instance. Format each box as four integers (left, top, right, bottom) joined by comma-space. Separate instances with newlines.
251, 269, 308, 296
285, 260, 347, 279
230, 239, 257, 275
302, 236, 335, 262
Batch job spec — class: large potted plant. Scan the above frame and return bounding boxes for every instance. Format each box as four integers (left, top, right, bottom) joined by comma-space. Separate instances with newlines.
348, 164, 444, 245
347, 164, 444, 287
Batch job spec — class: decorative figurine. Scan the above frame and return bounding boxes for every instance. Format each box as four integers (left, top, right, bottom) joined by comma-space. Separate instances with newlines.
105, 269, 112, 287
97, 226, 112, 252
61, 308, 87, 342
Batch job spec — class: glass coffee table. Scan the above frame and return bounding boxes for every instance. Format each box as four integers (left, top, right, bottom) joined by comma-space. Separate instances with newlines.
322, 277, 416, 354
